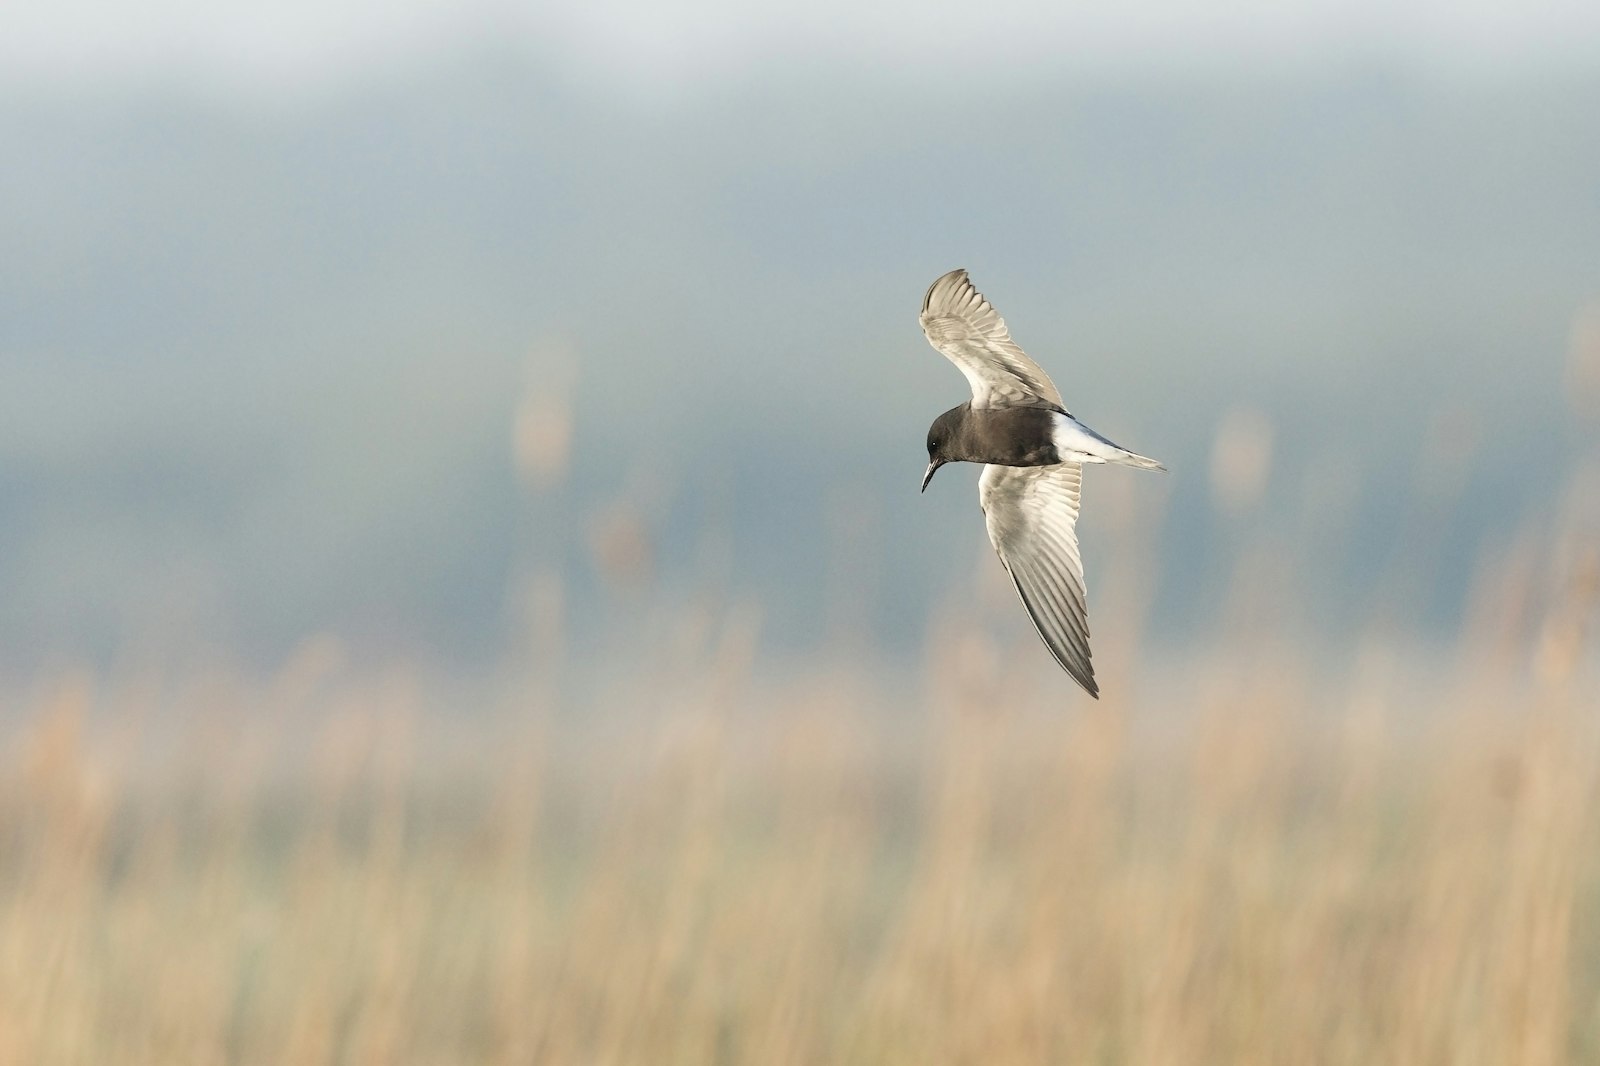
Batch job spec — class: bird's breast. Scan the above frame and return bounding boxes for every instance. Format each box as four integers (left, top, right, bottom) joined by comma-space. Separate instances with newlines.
961, 407, 1063, 467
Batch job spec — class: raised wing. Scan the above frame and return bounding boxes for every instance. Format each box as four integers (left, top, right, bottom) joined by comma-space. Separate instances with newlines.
921, 269, 1065, 411
979, 462, 1097, 697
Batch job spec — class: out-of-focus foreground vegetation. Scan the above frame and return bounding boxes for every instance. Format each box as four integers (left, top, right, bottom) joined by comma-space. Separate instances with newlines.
3, 455, 1597, 1065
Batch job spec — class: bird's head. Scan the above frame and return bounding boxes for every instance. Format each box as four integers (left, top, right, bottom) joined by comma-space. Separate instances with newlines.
921, 407, 965, 492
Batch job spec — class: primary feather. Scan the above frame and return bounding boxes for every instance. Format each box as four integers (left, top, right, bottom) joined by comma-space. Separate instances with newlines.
979, 462, 1097, 697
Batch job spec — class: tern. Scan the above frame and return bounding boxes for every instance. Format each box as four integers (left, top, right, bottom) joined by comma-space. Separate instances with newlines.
920, 268, 1164, 698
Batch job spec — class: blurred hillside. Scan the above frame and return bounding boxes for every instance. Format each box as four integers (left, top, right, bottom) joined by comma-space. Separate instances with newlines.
3, 53, 1598, 670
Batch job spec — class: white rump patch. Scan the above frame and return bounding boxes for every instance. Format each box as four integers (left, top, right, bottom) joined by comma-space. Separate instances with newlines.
1050, 413, 1122, 464
1051, 413, 1165, 470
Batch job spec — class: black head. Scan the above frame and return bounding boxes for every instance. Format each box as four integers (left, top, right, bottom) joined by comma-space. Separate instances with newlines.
921, 405, 968, 492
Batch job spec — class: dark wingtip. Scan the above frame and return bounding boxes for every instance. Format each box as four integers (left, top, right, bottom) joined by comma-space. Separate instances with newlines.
1054, 649, 1100, 699
1070, 658, 1100, 699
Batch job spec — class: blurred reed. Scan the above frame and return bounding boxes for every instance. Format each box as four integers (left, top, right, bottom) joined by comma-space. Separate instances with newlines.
1, 382, 1597, 1064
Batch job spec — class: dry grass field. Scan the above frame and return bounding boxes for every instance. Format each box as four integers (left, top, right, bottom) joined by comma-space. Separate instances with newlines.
4, 412, 1599, 1064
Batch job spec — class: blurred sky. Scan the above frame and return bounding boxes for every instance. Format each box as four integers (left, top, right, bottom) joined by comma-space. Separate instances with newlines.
8, 0, 1600, 91
3, 0, 1599, 675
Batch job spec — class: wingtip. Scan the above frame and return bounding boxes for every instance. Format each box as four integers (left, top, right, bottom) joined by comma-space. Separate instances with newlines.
1067, 656, 1099, 699
922, 268, 970, 314
1053, 646, 1100, 699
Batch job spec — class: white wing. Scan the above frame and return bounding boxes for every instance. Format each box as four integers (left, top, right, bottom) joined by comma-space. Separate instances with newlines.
920, 269, 1065, 411
979, 462, 1097, 697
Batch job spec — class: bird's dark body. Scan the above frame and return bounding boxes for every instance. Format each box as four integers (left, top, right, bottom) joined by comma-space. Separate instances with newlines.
926, 402, 1064, 468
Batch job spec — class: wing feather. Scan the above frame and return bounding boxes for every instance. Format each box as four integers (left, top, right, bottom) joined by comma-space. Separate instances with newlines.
979, 463, 1097, 697
920, 269, 1065, 410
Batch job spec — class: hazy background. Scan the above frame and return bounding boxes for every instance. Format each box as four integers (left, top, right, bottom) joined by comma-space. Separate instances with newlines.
6, 6, 1600, 1059
5, 0, 1599, 676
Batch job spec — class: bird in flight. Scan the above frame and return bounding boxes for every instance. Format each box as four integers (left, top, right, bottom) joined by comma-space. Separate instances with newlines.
919, 269, 1164, 698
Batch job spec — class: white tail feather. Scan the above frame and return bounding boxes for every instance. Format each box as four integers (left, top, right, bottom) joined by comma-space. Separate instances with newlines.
1051, 414, 1165, 470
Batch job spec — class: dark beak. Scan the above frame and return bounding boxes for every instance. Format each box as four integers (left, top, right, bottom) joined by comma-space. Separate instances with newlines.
920, 458, 945, 493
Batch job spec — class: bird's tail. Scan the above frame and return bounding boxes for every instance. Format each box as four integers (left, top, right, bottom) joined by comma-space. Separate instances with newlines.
1053, 415, 1167, 471
1109, 448, 1166, 471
